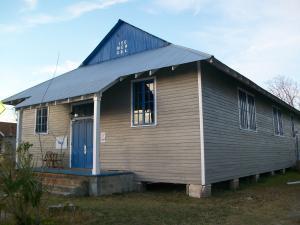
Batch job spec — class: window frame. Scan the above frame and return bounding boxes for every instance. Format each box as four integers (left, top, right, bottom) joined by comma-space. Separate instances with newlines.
131, 77, 157, 127
272, 106, 284, 137
237, 88, 257, 132
34, 106, 49, 135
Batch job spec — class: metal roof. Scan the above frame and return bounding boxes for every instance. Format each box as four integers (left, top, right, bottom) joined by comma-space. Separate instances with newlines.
3, 19, 300, 115
3, 44, 211, 108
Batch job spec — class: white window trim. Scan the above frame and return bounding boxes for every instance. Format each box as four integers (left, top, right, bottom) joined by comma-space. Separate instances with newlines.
237, 88, 257, 132
131, 76, 157, 128
272, 105, 284, 137
34, 106, 49, 135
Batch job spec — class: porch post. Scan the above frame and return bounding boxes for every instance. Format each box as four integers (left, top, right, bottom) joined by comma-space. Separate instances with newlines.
92, 93, 101, 175
16, 109, 23, 164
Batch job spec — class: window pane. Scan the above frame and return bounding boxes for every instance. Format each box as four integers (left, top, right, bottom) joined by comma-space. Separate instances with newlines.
291, 116, 295, 137
273, 108, 279, 135
248, 95, 256, 130
239, 91, 248, 129
132, 79, 155, 125
36, 107, 48, 133
278, 110, 283, 135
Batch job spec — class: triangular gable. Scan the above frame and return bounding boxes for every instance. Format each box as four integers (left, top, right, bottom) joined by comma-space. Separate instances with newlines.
81, 19, 170, 66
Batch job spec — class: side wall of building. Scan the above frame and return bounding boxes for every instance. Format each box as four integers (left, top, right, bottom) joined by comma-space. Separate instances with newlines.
202, 62, 299, 184
100, 63, 202, 184
21, 104, 70, 167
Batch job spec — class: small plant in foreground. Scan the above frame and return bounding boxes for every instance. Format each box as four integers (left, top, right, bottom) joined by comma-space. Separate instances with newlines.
0, 142, 43, 225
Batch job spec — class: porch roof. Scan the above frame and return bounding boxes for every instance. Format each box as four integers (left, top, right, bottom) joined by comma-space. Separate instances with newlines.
3, 44, 211, 109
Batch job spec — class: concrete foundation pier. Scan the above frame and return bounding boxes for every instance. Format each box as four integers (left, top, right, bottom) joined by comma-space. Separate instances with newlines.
229, 179, 239, 190
186, 184, 211, 198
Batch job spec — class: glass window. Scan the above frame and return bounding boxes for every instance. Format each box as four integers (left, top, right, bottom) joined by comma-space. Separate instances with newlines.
291, 115, 295, 137
238, 90, 256, 131
273, 107, 283, 136
72, 102, 94, 118
36, 107, 48, 133
132, 79, 155, 126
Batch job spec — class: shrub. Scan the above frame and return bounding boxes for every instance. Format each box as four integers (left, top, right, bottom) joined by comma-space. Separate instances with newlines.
0, 142, 43, 225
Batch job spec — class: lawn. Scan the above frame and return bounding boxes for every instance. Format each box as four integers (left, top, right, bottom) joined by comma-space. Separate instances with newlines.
44, 170, 300, 225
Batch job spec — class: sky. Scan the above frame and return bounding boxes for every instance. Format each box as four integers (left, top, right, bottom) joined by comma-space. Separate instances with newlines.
0, 0, 300, 118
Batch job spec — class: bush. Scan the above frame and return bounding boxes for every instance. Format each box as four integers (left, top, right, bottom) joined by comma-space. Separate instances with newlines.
0, 142, 43, 225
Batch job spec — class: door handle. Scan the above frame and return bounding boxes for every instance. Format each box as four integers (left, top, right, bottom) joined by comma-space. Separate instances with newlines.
84, 145, 87, 155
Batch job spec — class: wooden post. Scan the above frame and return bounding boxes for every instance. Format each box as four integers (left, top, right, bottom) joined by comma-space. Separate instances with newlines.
92, 93, 101, 175
16, 109, 23, 164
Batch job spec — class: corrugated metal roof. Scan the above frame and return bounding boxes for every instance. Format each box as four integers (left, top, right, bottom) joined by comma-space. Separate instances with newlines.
3, 44, 211, 108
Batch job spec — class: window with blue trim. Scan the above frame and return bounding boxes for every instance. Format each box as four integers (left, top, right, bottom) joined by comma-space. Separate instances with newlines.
132, 79, 155, 126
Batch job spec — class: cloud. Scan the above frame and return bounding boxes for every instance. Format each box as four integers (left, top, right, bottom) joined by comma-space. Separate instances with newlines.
0, 0, 129, 33
32, 60, 80, 77
186, 0, 300, 86
150, 0, 208, 15
67, 0, 128, 18
22, 0, 38, 11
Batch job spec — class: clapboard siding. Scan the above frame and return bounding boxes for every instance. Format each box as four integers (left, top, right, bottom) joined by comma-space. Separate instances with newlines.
21, 104, 70, 167
202, 62, 299, 184
100, 63, 202, 184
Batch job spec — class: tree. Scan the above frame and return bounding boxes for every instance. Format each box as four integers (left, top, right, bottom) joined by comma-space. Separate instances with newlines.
267, 75, 300, 109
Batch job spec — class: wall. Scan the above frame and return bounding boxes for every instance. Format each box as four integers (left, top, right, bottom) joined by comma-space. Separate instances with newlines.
100, 63, 202, 184
21, 104, 71, 167
202, 62, 299, 184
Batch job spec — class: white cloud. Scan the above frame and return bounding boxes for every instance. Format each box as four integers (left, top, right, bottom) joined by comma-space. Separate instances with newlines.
150, 0, 208, 15
186, 0, 300, 86
67, 0, 128, 18
0, 0, 129, 33
22, 0, 38, 11
32, 60, 80, 77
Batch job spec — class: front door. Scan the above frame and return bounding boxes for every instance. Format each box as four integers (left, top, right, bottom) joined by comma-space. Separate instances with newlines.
71, 119, 93, 169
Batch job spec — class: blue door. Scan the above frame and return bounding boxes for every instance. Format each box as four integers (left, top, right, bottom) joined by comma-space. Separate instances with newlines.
71, 119, 93, 169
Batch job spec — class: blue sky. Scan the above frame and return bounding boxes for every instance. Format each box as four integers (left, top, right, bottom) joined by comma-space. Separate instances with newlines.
0, 0, 300, 103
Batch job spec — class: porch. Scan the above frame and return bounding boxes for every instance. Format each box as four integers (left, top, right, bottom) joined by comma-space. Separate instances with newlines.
34, 167, 136, 196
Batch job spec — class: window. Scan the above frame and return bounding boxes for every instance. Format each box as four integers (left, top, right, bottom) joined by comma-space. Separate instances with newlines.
35, 107, 48, 134
238, 89, 256, 130
72, 102, 93, 118
273, 107, 283, 136
132, 78, 156, 126
291, 115, 296, 137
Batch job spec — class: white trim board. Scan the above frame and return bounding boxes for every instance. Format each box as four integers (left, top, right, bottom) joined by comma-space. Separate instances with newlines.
197, 61, 206, 185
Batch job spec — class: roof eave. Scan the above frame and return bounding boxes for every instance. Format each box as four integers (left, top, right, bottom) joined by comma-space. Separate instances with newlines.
207, 57, 300, 116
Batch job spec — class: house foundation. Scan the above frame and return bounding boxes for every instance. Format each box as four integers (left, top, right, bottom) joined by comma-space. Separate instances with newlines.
186, 184, 211, 198
229, 179, 239, 190
252, 174, 260, 183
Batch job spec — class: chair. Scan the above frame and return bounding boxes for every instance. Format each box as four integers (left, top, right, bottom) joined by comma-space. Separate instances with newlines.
43, 151, 53, 168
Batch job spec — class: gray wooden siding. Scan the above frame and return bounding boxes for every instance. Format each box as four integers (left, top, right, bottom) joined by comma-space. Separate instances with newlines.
202, 62, 299, 184
100, 63, 202, 184
21, 104, 71, 167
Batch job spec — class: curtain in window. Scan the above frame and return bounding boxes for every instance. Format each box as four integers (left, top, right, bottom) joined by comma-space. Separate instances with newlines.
239, 91, 248, 129
248, 95, 256, 130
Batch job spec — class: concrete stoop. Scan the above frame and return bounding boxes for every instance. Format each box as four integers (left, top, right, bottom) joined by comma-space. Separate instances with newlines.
35, 171, 136, 196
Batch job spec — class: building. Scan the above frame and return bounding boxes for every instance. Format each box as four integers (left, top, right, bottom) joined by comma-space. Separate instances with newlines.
0, 122, 16, 154
3, 20, 300, 197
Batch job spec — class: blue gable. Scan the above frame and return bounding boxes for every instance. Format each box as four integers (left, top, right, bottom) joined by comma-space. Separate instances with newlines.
81, 20, 170, 66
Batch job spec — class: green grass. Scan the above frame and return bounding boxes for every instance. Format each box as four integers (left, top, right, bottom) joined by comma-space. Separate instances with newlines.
44, 170, 300, 225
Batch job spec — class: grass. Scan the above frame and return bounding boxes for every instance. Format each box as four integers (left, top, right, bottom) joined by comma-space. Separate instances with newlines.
42, 170, 300, 225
